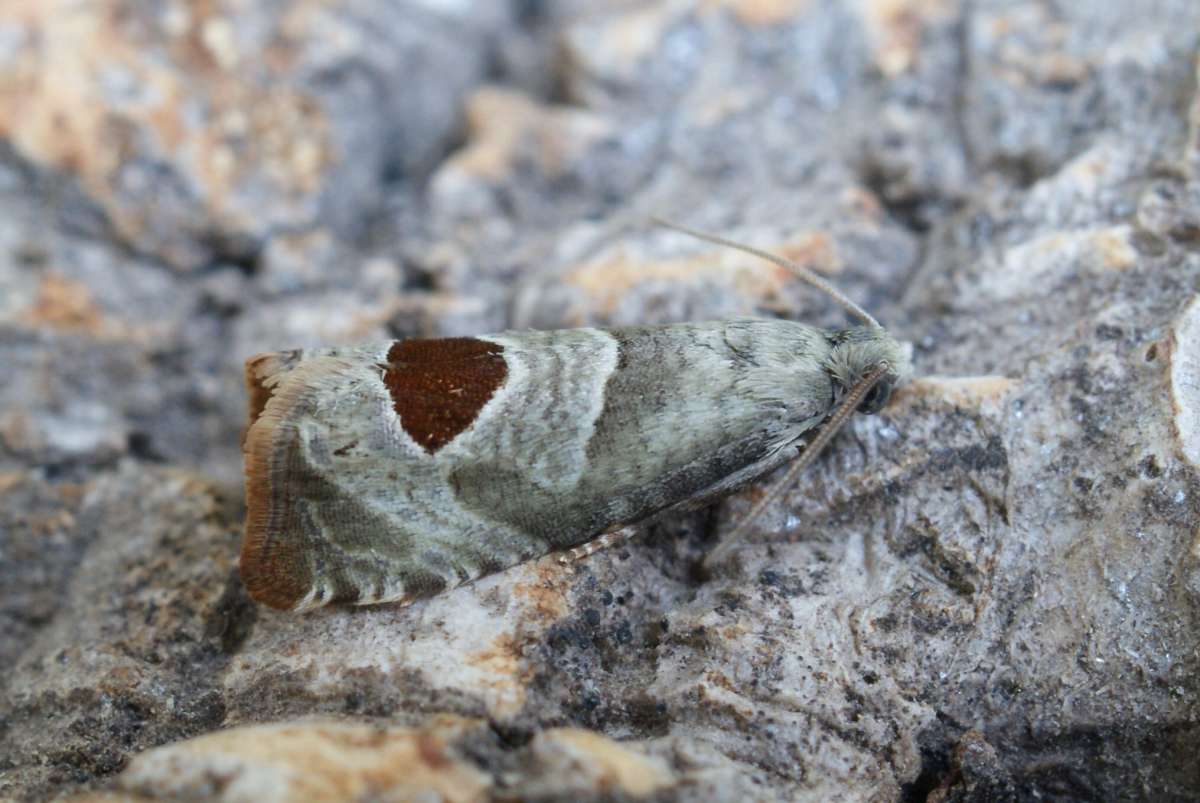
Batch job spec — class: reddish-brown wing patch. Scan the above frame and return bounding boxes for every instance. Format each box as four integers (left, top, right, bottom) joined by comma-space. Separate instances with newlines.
383, 338, 507, 453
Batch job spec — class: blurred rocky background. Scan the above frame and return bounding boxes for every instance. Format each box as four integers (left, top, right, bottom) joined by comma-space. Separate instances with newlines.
1, 1, 1199, 800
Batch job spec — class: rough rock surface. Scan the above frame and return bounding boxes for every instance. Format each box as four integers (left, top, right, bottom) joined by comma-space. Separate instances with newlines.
2, 1, 1199, 801
62, 717, 701, 803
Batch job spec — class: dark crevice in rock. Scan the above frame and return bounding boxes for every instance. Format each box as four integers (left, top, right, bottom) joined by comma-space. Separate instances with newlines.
204, 569, 259, 656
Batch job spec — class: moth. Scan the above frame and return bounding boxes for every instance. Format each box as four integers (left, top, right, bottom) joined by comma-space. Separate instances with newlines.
240, 221, 912, 610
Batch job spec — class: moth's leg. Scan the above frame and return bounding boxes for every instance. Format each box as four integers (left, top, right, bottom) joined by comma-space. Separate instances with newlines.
557, 526, 638, 565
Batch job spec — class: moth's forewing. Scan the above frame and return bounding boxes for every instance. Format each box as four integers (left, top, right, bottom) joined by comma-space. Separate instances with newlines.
240, 321, 845, 610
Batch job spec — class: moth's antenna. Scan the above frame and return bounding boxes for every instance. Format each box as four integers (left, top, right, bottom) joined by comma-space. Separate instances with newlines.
702, 362, 891, 571
650, 217, 880, 328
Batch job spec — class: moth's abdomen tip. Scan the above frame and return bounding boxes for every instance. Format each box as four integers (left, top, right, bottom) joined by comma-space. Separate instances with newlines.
239, 525, 314, 611
241, 410, 316, 611
239, 573, 310, 611
240, 351, 332, 610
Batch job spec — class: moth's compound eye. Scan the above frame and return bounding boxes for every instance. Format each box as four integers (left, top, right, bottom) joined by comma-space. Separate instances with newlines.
857, 378, 893, 415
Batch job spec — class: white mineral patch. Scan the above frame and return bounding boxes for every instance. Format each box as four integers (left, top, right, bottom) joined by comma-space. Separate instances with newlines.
979, 226, 1138, 302
892, 375, 1016, 416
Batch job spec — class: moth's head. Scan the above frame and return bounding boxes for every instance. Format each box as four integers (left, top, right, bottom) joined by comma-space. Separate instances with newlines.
824, 326, 913, 415
647, 218, 913, 415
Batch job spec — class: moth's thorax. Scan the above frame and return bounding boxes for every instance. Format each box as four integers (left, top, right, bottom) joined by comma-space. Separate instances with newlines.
822, 325, 913, 389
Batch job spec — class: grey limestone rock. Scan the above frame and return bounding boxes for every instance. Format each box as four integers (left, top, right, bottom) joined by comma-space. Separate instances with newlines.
1, 1, 1198, 801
